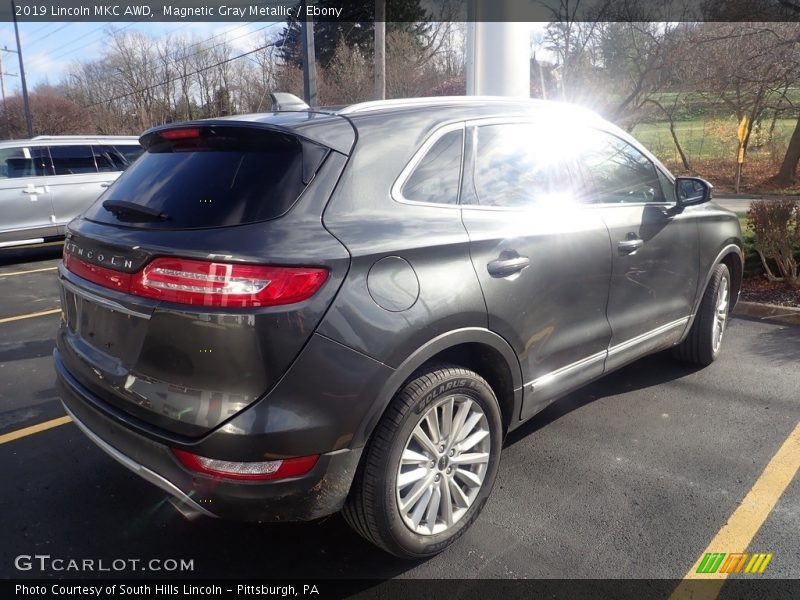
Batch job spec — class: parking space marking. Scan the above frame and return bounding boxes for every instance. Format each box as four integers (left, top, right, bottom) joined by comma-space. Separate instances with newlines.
671, 421, 800, 598
0, 266, 57, 278
0, 308, 61, 324
0, 416, 72, 445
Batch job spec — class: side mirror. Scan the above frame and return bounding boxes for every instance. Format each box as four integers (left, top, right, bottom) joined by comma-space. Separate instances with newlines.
675, 177, 713, 208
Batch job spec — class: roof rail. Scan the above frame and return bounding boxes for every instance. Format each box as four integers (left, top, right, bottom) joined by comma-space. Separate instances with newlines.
337, 96, 542, 115
31, 134, 139, 140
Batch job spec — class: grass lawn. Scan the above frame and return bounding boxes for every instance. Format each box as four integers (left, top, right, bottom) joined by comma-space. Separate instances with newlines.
632, 118, 796, 164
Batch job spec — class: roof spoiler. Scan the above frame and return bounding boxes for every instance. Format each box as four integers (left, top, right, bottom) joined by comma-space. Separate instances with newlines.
270, 93, 310, 112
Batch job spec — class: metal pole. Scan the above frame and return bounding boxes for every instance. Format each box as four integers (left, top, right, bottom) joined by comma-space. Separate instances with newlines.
301, 2, 317, 107
11, 0, 33, 137
374, 0, 385, 100
0, 52, 7, 138
465, 0, 477, 95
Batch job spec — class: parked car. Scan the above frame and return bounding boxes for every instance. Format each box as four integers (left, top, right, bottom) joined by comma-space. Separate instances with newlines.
54, 98, 743, 558
0, 135, 142, 249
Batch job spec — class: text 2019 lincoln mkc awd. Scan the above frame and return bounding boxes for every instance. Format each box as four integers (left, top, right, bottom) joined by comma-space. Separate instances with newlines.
55, 97, 743, 558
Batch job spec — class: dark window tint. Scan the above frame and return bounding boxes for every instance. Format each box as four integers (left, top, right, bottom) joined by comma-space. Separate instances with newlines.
50, 145, 98, 175
469, 123, 575, 208
94, 146, 121, 172
83, 127, 317, 229
401, 129, 463, 205
95, 144, 142, 172
578, 131, 665, 204
0, 146, 51, 178
114, 144, 144, 165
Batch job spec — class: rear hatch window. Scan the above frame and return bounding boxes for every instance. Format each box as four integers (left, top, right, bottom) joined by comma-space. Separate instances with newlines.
83, 125, 328, 229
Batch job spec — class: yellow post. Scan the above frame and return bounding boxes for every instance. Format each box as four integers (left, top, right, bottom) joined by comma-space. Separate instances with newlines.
735, 115, 748, 193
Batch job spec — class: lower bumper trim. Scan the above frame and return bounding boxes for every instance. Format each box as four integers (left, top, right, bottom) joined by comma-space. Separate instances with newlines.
61, 401, 218, 519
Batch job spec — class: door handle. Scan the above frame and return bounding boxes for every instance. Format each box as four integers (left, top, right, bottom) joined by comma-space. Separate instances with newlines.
487, 253, 530, 278
21, 188, 45, 195
618, 238, 644, 255
100, 183, 110, 188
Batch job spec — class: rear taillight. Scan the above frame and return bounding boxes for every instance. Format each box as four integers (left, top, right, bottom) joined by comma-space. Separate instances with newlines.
63, 255, 327, 308
172, 449, 319, 481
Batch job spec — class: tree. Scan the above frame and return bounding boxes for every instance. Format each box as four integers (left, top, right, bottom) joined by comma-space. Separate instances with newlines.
276, 0, 429, 68
1, 87, 93, 138
681, 23, 800, 178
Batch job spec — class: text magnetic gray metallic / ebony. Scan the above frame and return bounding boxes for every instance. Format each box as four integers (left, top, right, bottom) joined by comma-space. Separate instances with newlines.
54, 97, 743, 558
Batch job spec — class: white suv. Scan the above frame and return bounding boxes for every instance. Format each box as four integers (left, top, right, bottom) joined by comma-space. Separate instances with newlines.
0, 135, 142, 249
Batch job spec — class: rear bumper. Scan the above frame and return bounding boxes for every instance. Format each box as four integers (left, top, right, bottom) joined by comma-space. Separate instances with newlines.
56, 350, 365, 522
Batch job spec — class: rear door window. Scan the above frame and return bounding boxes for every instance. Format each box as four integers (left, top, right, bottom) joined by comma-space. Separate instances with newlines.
84, 126, 326, 229
49, 145, 98, 175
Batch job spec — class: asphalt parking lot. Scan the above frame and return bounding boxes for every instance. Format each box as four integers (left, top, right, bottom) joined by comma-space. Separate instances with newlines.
0, 245, 797, 584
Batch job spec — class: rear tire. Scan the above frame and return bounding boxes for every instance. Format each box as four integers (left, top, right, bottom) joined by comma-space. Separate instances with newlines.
673, 263, 731, 366
343, 365, 502, 558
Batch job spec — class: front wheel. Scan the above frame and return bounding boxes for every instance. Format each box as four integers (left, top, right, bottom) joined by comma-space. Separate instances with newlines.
343, 365, 503, 558
673, 263, 731, 366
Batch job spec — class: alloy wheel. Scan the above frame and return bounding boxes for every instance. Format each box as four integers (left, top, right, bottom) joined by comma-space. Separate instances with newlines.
395, 394, 491, 536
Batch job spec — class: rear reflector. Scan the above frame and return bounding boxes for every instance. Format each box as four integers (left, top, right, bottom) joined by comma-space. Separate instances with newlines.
63, 254, 328, 308
172, 449, 319, 481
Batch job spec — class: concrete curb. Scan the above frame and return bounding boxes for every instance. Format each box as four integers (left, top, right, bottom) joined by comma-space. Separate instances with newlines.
716, 194, 799, 201
734, 301, 800, 326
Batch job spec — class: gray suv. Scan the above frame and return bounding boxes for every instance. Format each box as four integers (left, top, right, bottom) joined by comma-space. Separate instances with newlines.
0, 136, 142, 249
54, 98, 743, 558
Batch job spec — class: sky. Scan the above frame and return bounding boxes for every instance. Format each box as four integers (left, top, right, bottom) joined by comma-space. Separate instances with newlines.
0, 21, 549, 96
0, 21, 285, 94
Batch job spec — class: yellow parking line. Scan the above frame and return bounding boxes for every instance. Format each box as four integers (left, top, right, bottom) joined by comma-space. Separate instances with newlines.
0, 308, 61, 324
0, 266, 57, 278
671, 421, 800, 599
0, 416, 72, 445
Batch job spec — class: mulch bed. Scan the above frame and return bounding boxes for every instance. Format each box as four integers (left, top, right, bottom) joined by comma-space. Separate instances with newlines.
740, 277, 800, 308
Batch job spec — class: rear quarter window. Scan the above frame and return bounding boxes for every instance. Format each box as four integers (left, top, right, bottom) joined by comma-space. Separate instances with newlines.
399, 128, 463, 205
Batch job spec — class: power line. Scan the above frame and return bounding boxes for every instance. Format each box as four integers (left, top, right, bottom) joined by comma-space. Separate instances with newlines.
44, 20, 274, 87
81, 22, 274, 97
25, 22, 115, 69
107, 21, 277, 82
84, 40, 279, 108
26, 22, 74, 46
25, 22, 59, 38
26, 20, 165, 70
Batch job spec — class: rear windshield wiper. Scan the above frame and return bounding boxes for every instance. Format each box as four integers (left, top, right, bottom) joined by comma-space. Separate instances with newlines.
102, 199, 170, 222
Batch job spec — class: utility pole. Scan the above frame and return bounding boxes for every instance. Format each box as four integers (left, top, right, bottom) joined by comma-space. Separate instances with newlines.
0, 51, 9, 138
1, 47, 20, 140
301, 1, 317, 107
11, 0, 33, 137
374, 0, 385, 100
